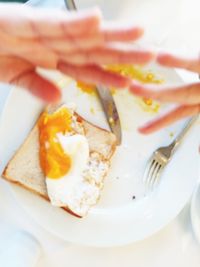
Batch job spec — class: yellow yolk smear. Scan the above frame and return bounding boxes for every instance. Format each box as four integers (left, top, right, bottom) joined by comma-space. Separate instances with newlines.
107, 65, 163, 113
107, 65, 163, 84
76, 81, 96, 95
38, 107, 72, 179
76, 65, 163, 113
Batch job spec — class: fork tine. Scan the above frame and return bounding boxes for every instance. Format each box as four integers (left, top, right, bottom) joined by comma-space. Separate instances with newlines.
148, 162, 159, 188
151, 165, 164, 190
149, 163, 162, 190
144, 159, 157, 187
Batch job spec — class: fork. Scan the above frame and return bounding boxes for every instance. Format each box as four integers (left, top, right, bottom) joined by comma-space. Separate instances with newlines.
144, 115, 199, 192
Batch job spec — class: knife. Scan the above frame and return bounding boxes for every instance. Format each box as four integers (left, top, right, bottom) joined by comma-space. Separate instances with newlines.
64, 0, 122, 145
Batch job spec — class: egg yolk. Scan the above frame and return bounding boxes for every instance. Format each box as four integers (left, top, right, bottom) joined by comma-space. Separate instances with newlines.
38, 108, 72, 179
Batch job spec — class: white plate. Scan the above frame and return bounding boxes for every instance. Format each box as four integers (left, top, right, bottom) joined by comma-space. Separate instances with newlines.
0, 66, 199, 247
191, 183, 200, 244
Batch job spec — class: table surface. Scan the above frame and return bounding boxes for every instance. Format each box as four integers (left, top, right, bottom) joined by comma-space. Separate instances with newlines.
0, 0, 199, 266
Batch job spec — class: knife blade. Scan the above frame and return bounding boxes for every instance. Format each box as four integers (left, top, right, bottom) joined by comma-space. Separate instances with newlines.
64, 0, 122, 145
96, 86, 122, 144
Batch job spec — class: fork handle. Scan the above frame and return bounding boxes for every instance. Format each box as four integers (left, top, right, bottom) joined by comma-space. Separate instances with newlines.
171, 115, 199, 153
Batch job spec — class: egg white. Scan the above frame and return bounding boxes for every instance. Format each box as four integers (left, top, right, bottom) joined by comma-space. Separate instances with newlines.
46, 133, 100, 216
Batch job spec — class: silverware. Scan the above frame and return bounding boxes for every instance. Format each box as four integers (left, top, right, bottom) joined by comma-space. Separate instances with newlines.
64, 0, 122, 145
64, 0, 76, 9
144, 115, 199, 192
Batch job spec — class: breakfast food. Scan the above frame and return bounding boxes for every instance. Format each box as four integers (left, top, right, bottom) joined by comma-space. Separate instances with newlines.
2, 104, 117, 217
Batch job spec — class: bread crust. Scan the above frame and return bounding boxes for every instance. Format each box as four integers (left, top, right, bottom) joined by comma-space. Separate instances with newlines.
2, 108, 117, 217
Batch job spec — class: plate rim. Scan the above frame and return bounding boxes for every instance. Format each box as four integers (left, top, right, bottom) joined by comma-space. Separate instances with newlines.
191, 182, 200, 244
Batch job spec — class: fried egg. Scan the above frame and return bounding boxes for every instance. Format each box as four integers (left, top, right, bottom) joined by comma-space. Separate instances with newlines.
38, 106, 101, 216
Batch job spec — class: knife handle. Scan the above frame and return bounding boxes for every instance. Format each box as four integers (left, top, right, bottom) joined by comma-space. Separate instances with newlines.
64, 0, 77, 10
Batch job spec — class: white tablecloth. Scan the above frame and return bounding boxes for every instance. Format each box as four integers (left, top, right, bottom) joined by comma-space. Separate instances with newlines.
0, 0, 199, 266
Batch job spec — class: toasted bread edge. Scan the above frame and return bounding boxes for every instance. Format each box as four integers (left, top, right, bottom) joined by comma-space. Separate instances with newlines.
2, 109, 117, 218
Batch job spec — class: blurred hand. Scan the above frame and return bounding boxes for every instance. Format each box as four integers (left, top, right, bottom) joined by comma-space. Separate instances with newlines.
130, 53, 200, 134
0, 3, 154, 103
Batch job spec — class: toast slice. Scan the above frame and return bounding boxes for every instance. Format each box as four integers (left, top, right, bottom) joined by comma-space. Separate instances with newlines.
2, 106, 117, 217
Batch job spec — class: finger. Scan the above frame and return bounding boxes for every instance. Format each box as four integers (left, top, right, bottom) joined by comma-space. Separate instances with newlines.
157, 53, 200, 74
0, 30, 58, 68
30, 8, 101, 37
42, 33, 103, 53
101, 24, 144, 42
0, 55, 33, 82
0, 30, 40, 53
0, 5, 101, 38
57, 62, 130, 88
139, 104, 200, 134
0, 4, 143, 41
1, 29, 103, 68
19, 50, 58, 69
130, 81, 200, 105
11, 70, 61, 103
43, 26, 144, 53
61, 45, 155, 65
0, 26, 146, 67
0, 55, 61, 103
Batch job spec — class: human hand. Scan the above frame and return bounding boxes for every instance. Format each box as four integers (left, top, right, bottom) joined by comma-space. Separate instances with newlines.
0, 3, 154, 103
130, 53, 200, 134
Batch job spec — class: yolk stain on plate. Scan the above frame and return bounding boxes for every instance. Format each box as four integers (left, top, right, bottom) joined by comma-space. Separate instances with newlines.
38, 107, 72, 179
77, 81, 97, 95
76, 65, 163, 113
